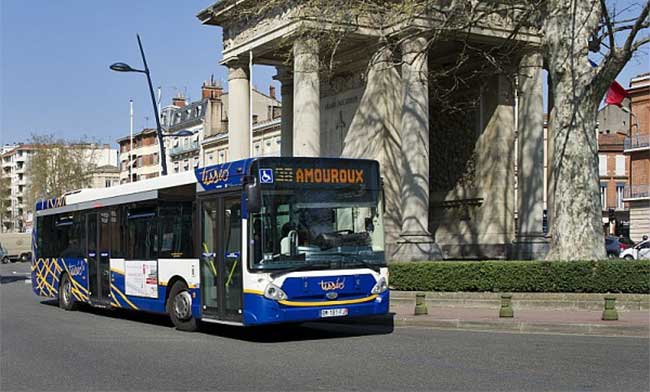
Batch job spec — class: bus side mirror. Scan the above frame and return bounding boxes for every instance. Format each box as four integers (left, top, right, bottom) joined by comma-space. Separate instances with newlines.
246, 181, 261, 214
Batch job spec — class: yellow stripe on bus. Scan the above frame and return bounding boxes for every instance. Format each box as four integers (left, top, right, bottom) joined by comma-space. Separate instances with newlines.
60, 260, 89, 294
110, 284, 139, 310
278, 294, 378, 307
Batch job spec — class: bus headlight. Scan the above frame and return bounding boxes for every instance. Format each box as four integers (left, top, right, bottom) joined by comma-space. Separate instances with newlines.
264, 283, 287, 301
371, 277, 388, 294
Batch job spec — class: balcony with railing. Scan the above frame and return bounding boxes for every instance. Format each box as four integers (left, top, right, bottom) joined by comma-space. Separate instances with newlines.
624, 184, 650, 201
624, 134, 650, 152
169, 141, 200, 157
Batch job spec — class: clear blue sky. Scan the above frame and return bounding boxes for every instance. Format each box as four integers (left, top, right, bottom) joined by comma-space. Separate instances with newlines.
0, 0, 279, 146
1, 1, 648, 146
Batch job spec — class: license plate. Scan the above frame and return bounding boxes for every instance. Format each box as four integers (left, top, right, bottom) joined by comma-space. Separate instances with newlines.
320, 308, 348, 318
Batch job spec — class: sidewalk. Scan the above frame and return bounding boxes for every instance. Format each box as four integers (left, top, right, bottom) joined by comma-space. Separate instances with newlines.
385, 303, 650, 337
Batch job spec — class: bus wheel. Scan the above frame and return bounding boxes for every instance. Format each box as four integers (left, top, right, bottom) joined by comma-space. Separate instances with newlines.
1, 256, 8, 264
167, 281, 198, 332
59, 274, 78, 311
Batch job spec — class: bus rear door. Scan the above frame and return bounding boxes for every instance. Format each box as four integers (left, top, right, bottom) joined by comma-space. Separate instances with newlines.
86, 211, 111, 304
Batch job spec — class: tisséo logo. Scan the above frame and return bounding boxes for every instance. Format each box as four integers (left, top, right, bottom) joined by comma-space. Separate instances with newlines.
259, 168, 274, 184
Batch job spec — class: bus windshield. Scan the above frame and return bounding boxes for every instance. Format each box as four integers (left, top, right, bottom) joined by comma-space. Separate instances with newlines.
249, 188, 385, 272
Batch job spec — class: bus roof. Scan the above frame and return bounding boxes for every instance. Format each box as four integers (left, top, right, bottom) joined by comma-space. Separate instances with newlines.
35, 170, 199, 217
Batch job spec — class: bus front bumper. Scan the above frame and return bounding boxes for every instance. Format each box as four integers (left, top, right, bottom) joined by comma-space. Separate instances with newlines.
242, 291, 390, 326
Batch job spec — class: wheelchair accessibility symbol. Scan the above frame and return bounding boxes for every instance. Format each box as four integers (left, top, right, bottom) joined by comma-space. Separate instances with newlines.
259, 169, 274, 184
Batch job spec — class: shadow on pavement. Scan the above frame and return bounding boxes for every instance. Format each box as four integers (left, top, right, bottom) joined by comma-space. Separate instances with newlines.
39, 298, 394, 342
40, 300, 176, 328
198, 315, 395, 343
0, 274, 31, 284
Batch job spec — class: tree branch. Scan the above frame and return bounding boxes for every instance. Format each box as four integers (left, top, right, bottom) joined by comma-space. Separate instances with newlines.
594, 0, 650, 96
632, 35, 650, 51
622, 0, 650, 55
600, 0, 616, 52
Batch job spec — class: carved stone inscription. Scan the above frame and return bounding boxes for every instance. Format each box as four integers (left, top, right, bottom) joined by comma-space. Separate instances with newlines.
320, 88, 362, 157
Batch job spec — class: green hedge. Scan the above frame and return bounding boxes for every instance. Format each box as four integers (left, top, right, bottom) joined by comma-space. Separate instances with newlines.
388, 260, 650, 293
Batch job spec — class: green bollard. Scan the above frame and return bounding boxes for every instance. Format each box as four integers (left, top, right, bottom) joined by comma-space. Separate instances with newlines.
602, 295, 619, 321
499, 294, 514, 318
414, 293, 428, 316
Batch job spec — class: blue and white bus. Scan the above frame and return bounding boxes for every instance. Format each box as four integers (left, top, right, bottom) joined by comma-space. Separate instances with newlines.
32, 157, 389, 330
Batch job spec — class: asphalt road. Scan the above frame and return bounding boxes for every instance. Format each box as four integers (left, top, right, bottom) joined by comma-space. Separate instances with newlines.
2, 262, 649, 392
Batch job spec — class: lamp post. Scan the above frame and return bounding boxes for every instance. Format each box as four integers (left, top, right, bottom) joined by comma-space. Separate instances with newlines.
110, 34, 168, 176
129, 99, 134, 183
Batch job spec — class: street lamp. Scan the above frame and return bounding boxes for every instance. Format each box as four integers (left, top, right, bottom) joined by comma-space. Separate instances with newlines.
110, 34, 168, 176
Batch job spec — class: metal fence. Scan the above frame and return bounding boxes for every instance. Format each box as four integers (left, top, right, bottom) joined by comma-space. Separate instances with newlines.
624, 134, 650, 150
624, 184, 650, 199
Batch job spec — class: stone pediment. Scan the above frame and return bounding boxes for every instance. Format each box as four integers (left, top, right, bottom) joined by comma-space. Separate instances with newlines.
198, 1, 540, 62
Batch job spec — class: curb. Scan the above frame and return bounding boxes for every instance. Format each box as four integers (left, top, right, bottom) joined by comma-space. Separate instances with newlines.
392, 316, 650, 337
341, 314, 650, 338
389, 292, 650, 312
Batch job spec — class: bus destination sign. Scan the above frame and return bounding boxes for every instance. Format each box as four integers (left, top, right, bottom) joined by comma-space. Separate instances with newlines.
253, 158, 378, 189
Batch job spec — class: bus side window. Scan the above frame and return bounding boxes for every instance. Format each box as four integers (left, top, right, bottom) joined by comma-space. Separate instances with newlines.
109, 209, 124, 258
126, 205, 158, 260
158, 202, 193, 259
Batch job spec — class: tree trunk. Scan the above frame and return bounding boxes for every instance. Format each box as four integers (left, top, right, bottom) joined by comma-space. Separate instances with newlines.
544, 0, 606, 260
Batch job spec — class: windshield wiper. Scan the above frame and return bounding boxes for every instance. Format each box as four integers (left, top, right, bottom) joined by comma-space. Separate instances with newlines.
333, 253, 382, 272
270, 261, 332, 279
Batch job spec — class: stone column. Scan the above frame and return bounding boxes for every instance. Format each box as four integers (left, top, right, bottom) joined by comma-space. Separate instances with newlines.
275, 68, 294, 157
227, 59, 251, 161
516, 51, 548, 259
293, 38, 320, 156
394, 36, 442, 261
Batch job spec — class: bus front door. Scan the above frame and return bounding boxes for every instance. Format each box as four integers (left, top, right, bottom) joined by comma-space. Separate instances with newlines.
200, 195, 243, 322
86, 211, 111, 304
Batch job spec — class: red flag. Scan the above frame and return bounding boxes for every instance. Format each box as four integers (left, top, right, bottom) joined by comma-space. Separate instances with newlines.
605, 80, 629, 107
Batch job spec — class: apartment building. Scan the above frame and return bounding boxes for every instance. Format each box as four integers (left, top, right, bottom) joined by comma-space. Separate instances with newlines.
169, 80, 282, 172
597, 131, 629, 236
624, 73, 650, 241
118, 78, 282, 179
117, 128, 161, 183
1, 143, 119, 232
1, 144, 34, 232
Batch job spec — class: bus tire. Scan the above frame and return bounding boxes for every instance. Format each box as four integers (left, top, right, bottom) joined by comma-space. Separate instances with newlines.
167, 281, 198, 332
59, 273, 78, 311
1, 256, 8, 264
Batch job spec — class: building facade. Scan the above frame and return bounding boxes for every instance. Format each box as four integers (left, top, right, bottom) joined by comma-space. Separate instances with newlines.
1, 144, 34, 232
1, 143, 119, 232
117, 128, 161, 183
597, 131, 629, 237
624, 73, 650, 242
91, 165, 121, 189
198, 1, 547, 260
118, 79, 282, 179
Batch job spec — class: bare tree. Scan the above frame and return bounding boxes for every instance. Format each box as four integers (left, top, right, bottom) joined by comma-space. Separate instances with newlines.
26, 135, 97, 210
543, 0, 649, 260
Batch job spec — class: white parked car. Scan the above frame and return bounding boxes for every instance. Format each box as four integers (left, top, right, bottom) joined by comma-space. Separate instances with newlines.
619, 239, 650, 260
